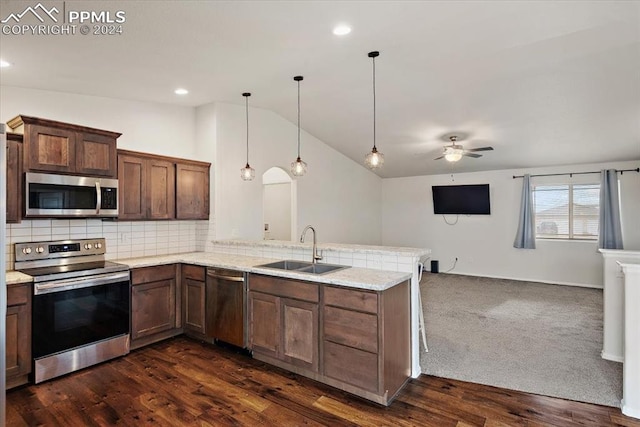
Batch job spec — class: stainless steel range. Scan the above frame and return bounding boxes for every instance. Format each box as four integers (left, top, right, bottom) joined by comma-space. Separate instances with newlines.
15, 238, 130, 384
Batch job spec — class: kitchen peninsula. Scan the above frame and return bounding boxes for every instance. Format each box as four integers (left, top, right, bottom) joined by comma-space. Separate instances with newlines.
5, 240, 428, 405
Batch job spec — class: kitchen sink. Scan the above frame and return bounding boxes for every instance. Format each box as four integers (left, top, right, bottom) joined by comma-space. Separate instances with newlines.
256, 260, 349, 275
258, 260, 313, 270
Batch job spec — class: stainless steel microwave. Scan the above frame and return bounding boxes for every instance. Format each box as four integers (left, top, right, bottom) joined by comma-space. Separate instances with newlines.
25, 172, 118, 218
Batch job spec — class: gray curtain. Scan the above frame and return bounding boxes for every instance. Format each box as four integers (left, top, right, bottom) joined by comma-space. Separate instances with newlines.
598, 169, 623, 249
514, 174, 536, 249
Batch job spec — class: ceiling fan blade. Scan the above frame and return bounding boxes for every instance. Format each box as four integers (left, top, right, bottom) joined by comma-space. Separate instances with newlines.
463, 153, 482, 158
467, 146, 494, 152
434, 155, 445, 160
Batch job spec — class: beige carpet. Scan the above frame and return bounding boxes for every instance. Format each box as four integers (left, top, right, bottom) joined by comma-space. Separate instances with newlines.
419, 272, 623, 407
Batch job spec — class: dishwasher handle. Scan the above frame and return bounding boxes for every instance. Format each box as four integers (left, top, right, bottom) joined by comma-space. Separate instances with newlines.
206, 270, 245, 282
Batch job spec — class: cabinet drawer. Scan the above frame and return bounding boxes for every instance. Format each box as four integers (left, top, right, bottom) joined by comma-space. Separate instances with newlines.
132, 264, 176, 285
250, 275, 318, 303
324, 341, 378, 392
324, 306, 378, 353
324, 286, 378, 313
182, 264, 205, 281
7, 284, 29, 306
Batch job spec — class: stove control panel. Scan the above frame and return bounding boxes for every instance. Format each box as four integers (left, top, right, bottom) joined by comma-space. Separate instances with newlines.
15, 238, 107, 262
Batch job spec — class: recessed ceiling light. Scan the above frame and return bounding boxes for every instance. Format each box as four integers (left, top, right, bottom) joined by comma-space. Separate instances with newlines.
332, 25, 351, 36
174, 88, 189, 95
0, 60, 11, 68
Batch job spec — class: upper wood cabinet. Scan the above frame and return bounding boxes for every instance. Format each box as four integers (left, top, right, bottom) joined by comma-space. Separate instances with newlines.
176, 163, 210, 220
118, 152, 175, 220
118, 149, 210, 220
7, 115, 120, 178
6, 133, 23, 223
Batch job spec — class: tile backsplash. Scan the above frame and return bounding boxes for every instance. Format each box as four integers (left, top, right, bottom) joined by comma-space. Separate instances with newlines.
6, 219, 210, 270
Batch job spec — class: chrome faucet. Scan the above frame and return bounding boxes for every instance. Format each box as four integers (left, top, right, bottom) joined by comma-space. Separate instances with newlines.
300, 225, 322, 264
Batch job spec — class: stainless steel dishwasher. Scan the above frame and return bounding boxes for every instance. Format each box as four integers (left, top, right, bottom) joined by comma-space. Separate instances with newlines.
205, 267, 247, 348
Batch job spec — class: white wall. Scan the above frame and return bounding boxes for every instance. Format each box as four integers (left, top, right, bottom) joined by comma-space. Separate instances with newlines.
201, 102, 382, 245
263, 183, 291, 240
0, 86, 197, 158
381, 161, 640, 287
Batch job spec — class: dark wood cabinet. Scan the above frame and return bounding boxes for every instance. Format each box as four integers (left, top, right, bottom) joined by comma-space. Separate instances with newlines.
176, 163, 210, 219
182, 264, 206, 335
7, 115, 119, 178
6, 133, 23, 223
117, 150, 209, 220
118, 152, 176, 220
6, 282, 32, 390
248, 274, 410, 406
131, 264, 182, 349
249, 275, 319, 372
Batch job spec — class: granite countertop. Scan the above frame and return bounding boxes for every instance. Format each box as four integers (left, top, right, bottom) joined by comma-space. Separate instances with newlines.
5, 252, 412, 291
212, 239, 430, 257
118, 252, 411, 291
6, 271, 33, 285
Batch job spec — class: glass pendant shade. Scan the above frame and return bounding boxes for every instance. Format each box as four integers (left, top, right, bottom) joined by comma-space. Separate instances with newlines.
365, 147, 385, 169
240, 163, 255, 180
291, 157, 307, 176
291, 75, 307, 176
241, 92, 254, 181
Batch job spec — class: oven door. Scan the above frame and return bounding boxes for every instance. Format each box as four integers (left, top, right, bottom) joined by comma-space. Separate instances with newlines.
32, 272, 130, 359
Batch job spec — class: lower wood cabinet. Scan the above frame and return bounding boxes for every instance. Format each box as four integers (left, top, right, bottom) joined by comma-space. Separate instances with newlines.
131, 264, 182, 349
6, 282, 32, 389
248, 274, 410, 406
182, 264, 206, 336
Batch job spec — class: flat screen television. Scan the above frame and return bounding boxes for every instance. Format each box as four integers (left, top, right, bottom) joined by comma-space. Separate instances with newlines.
432, 184, 491, 215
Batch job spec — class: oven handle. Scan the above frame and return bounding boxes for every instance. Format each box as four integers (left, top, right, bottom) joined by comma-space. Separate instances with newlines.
96, 182, 102, 214
34, 271, 130, 295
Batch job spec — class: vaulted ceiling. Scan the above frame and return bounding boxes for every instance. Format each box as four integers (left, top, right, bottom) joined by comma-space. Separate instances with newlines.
1, 1, 638, 178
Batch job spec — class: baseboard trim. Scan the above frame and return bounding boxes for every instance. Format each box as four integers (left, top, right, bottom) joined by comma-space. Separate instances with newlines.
441, 270, 603, 289
601, 351, 624, 363
622, 400, 640, 419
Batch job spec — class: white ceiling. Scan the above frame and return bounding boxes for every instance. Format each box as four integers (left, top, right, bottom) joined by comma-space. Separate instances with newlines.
1, 1, 639, 178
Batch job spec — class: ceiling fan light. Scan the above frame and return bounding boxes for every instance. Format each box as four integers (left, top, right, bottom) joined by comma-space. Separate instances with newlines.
444, 151, 463, 162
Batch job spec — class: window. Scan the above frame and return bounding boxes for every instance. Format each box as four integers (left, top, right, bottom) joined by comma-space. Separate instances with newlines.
532, 184, 600, 240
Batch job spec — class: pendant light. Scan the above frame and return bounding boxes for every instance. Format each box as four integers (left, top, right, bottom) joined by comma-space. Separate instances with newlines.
291, 75, 307, 176
364, 51, 384, 169
240, 92, 255, 181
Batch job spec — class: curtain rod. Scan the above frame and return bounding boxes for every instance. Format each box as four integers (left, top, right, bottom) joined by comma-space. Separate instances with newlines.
512, 168, 639, 179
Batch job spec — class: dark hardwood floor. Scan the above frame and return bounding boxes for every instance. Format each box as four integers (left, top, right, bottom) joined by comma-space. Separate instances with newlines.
7, 336, 640, 426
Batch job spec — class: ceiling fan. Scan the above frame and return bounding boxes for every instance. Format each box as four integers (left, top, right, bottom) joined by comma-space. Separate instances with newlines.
434, 136, 494, 162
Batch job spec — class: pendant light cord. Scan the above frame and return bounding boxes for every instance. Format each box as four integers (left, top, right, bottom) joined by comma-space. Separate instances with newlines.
372, 54, 376, 151
245, 95, 249, 164
297, 78, 301, 158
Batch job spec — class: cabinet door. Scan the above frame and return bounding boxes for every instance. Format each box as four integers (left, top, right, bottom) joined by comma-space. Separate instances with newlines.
281, 298, 319, 372
249, 292, 280, 358
6, 137, 23, 223
25, 124, 76, 173
118, 154, 147, 220
6, 284, 31, 389
131, 278, 176, 339
176, 163, 210, 219
184, 278, 206, 334
147, 159, 176, 219
76, 132, 117, 177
